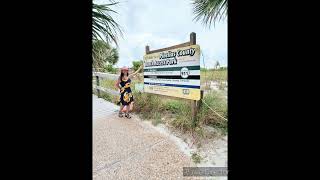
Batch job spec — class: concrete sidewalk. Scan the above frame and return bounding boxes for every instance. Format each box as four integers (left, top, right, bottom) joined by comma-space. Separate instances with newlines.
93, 95, 194, 179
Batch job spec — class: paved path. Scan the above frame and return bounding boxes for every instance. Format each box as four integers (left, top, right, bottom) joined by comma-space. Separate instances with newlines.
92, 95, 194, 180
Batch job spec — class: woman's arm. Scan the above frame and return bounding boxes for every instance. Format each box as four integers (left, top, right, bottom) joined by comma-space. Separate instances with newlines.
128, 65, 143, 78
114, 79, 120, 89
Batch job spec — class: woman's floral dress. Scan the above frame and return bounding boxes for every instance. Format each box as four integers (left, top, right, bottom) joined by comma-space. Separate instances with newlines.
118, 78, 134, 106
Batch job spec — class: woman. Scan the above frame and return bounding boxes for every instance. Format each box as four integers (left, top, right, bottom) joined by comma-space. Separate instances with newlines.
115, 65, 143, 118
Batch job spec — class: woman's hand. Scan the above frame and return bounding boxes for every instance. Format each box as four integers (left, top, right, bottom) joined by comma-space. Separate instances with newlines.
120, 87, 125, 93
129, 64, 143, 78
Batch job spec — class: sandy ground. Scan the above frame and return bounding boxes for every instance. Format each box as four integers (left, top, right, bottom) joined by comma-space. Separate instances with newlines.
93, 95, 228, 180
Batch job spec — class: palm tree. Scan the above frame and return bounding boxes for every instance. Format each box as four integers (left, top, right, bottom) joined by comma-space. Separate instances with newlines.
92, 40, 119, 71
192, 0, 227, 27
92, 1, 123, 46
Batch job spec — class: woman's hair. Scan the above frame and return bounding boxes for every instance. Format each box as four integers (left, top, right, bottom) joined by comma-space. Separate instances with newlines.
119, 71, 129, 81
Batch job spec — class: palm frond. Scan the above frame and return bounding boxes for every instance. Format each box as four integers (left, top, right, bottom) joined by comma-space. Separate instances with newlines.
192, 0, 227, 28
92, 2, 123, 46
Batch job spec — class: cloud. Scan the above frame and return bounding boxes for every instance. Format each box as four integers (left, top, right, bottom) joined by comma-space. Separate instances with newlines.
96, 0, 227, 68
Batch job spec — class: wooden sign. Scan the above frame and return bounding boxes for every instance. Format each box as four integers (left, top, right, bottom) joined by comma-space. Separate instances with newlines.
143, 35, 200, 100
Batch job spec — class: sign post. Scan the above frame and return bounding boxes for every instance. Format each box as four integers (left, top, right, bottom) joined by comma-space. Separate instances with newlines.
144, 32, 201, 121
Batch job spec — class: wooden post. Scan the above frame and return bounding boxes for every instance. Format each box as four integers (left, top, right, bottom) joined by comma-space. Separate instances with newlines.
190, 32, 198, 122
96, 75, 100, 97
190, 32, 196, 45
197, 90, 204, 108
145, 45, 150, 54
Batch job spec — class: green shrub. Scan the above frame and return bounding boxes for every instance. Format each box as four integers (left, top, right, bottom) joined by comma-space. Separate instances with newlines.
104, 64, 117, 74
132, 60, 143, 72
133, 92, 164, 119
164, 100, 185, 114
191, 152, 202, 164
169, 102, 194, 132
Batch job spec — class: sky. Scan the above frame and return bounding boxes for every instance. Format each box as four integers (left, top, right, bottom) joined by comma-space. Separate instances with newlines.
95, 0, 228, 68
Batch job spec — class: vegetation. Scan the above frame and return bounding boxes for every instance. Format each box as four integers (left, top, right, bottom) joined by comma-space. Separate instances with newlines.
92, 40, 119, 72
151, 112, 162, 126
92, 1, 123, 46
94, 90, 227, 136
192, 0, 227, 27
201, 68, 227, 83
92, 1, 122, 73
198, 91, 227, 135
100, 79, 119, 91
132, 60, 143, 73
169, 101, 194, 132
191, 152, 203, 164
133, 92, 164, 119
132, 90, 227, 135
104, 64, 118, 74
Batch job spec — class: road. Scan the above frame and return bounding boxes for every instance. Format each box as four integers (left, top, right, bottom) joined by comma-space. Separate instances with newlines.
93, 95, 194, 179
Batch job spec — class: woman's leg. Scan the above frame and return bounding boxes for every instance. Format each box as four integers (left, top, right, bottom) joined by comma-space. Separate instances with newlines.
122, 105, 128, 112
129, 102, 134, 112
120, 104, 125, 111
125, 104, 131, 118
118, 104, 124, 117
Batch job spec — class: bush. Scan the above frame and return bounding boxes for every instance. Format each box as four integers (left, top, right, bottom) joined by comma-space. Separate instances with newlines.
164, 100, 185, 114
168, 101, 194, 132
132, 60, 143, 72
104, 64, 117, 74
133, 92, 164, 119
132, 92, 228, 135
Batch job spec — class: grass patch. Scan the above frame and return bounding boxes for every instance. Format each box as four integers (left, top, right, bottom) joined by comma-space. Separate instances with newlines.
102, 92, 118, 103
133, 90, 228, 136
93, 88, 118, 104
151, 112, 162, 126
133, 92, 164, 115
170, 104, 194, 132
163, 99, 196, 132
198, 91, 228, 135
201, 69, 227, 83
218, 81, 227, 90
191, 152, 203, 164
100, 92, 113, 102
133, 92, 169, 124
133, 92, 195, 131
100, 79, 118, 91
164, 100, 186, 114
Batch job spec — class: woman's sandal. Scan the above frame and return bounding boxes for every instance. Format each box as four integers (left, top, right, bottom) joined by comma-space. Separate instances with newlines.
125, 113, 131, 119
